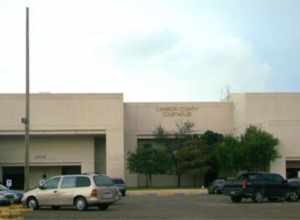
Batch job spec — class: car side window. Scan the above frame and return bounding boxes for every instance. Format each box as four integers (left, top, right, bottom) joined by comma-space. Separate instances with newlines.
264, 174, 283, 183
248, 175, 257, 182
94, 175, 114, 187
61, 176, 76, 188
43, 177, 60, 190
238, 174, 247, 181
76, 177, 91, 187
271, 174, 284, 184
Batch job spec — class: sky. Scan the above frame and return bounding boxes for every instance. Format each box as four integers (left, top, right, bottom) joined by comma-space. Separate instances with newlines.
0, 0, 300, 101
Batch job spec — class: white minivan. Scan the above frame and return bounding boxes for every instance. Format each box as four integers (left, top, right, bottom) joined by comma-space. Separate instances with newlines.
22, 174, 120, 211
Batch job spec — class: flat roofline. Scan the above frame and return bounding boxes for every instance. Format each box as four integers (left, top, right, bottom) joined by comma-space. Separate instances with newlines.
0, 93, 123, 100
0, 92, 123, 95
231, 92, 300, 95
0, 93, 123, 98
0, 129, 106, 136
125, 101, 231, 105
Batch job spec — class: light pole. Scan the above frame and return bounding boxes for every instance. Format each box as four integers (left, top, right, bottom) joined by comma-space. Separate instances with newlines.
23, 7, 30, 191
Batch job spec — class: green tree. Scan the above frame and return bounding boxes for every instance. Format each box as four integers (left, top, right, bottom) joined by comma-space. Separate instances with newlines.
201, 130, 224, 186
152, 122, 195, 187
127, 144, 172, 187
172, 121, 194, 187
152, 125, 170, 146
215, 126, 280, 176
215, 135, 243, 176
176, 136, 211, 186
201, 130, 224, 146
241, 126, 280, 171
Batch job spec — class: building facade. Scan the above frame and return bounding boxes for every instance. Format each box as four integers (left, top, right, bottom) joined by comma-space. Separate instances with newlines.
0, 93, 299, 189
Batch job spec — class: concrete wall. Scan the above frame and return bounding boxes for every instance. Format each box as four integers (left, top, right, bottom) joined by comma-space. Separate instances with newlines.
230, 93, 300, 177
265, 121, 300, 177
0, 136, 94, 188
124, 102, 234, 187
0, 136, 94, 169
229, 93, 247, 134
95, 138, 106, 174
2, 92, 300, 186
30, 166, 62, 188
0, 94, 124, 179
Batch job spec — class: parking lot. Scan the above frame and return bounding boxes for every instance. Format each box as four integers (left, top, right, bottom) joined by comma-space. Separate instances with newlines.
24, 194, 300, 220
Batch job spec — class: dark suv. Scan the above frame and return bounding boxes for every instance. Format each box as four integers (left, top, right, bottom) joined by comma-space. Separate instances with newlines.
112, 178, 126, 197
208, 179, 226, 194
224, 172, 299, 203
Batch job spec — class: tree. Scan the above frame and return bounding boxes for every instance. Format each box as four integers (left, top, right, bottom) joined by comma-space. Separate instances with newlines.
215, 126, 280, 176
175, 136, 211, 186
175, 121, 194, 138
127, 144, 172, 187
241, 126, 280, 171
152, 125, 170, 146
201, 130, 224, 146
152, 122, 195, 187
201, 130, 224, 186
172, 121, 194, 187
215, 135, 243, 176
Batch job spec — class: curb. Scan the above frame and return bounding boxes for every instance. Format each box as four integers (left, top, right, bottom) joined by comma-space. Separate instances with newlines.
0, 204, 32, 220
128, 189, 207, 197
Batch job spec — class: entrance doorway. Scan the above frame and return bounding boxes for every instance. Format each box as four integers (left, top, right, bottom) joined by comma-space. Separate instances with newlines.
62, 166, 81, 175
1, 165, 81, 190
2, 167, 24, 190
286, 160, 300, 179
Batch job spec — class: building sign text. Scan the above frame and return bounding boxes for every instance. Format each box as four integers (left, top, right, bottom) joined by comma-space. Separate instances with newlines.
157, 106, 199, 117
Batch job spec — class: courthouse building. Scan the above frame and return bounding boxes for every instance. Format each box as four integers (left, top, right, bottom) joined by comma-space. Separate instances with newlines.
0, 93, 300, 189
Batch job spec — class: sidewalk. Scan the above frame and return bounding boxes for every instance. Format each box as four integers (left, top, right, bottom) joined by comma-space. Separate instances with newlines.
127, 188, 207, 196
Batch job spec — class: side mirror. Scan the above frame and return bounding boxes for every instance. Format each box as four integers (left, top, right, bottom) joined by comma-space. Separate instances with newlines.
39, 183, 46, 190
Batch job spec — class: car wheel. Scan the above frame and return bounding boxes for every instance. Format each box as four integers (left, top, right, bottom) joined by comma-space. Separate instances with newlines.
231, 196, 242, 203
27, 197, 39, 210
51, 205, 60, 210
253, 191, 264, 203
98, 204, 109, 210
287, 191, 299, 202
75, 197, 87, 211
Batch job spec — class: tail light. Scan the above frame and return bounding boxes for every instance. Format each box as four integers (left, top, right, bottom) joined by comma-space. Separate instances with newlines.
242, 179, 247, 189
91, 189, 97, 197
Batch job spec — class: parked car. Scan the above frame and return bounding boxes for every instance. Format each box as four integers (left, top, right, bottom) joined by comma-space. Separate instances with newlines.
0, 184, 23, 203
0, 194, 11, 206
288, 178, 300, 186
112, 178, 126, 196
208, 179, 226, 194
223, 172, 299, 203
22, 174, 120, 211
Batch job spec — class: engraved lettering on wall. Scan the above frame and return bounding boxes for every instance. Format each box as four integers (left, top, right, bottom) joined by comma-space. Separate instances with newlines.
156, 106, 199, 117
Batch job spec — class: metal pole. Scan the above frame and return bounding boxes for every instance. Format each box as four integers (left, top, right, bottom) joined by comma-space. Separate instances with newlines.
24, 7, 30, 191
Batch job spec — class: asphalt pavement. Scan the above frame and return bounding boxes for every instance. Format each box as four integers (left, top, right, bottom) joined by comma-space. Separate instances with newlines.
24, 194, 300, 220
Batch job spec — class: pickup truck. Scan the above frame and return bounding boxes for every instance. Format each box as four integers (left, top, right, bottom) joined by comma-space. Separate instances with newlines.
223, 172, 300, 203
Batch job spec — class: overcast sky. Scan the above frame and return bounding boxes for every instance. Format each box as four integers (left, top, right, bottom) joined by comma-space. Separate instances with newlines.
1, 0, 300, 101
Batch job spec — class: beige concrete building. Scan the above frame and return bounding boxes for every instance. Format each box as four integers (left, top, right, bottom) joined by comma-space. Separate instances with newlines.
0, 93, 299, 189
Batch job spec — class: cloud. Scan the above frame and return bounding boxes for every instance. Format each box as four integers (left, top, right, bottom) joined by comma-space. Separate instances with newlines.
0, 0, 273, 102
112, 27, 272, 101
115, 30, 181, 62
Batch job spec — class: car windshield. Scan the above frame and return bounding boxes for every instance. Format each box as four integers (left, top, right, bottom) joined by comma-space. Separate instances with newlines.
94, 175, 114, 187
215, 180, 225, 184
288, 178, 300, 183
113, 179, 124, 184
